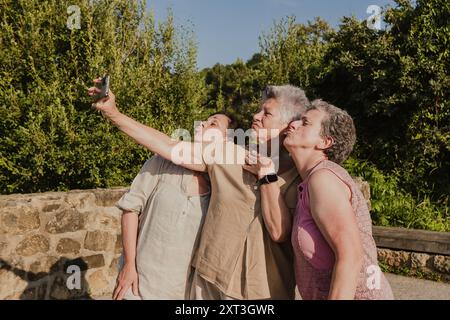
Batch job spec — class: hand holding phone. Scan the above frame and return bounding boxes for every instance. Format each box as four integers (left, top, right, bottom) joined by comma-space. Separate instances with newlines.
91, 74, 110, 102
88, 76, 119, 119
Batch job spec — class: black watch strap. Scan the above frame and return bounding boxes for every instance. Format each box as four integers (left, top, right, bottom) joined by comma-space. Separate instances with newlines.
258, 173, 278, 185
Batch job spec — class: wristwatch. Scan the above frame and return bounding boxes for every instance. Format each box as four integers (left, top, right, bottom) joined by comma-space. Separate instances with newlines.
258, 173, 278, 185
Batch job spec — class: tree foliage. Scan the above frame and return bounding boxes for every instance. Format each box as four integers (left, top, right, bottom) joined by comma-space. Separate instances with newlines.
201, 0, 449, 230
0, 0, 448, 230
0, 0, 205, 193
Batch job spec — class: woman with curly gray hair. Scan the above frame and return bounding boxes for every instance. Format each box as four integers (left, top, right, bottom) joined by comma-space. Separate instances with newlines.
247, 99, 394, 299
282, 99, 394, 299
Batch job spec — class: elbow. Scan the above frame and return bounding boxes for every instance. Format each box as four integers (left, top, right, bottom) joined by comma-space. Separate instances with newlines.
269, 227, 290, 243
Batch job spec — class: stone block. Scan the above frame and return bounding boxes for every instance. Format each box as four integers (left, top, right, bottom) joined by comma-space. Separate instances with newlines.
378, 249, 410, 268
15, 235, 49, 256
84, 230, 115, 251
56, 238, 81, 255
0, 208, 40, 235
433, 255, 450, 274
0, 268, 28, 299
93, 189, 127, 207
41, 203, 61, 212
64, 192, 95, 209
411, 252, 430, 269
83, 254, 106, 269
88, 270, 110, 297
45, 209, 85, 234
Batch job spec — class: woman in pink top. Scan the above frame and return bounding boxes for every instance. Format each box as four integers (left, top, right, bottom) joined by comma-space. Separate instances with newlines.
281, 99, 394, 300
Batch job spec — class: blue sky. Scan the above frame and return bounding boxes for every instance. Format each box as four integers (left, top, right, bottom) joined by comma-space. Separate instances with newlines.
148, 0, 396, 69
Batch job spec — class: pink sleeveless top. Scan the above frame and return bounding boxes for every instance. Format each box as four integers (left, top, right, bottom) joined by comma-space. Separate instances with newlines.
292, 160, 394, 300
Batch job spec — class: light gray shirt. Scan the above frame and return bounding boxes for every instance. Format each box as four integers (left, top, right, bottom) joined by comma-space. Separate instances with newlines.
116, 155, 210, 299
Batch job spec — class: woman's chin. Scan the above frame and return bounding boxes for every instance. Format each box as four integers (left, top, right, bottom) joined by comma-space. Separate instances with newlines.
283, 137, 294, 150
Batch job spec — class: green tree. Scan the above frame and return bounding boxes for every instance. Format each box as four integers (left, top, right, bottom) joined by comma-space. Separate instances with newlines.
0, 0, 205, 194
312, 0, 449, 205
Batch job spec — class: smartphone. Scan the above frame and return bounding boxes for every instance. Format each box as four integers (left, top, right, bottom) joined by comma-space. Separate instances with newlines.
92, 74, 110, 102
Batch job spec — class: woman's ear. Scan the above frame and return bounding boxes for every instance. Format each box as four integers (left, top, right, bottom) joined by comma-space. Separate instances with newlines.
317, 135, 334, 151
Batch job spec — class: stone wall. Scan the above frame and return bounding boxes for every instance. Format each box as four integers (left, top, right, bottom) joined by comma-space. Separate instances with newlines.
0, 188, 126, 299
1, 185, 449, 300
377, 248, 450, 282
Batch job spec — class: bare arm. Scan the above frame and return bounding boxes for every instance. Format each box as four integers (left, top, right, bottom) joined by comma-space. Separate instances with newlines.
243, 153, 291, 242
259, 182, 292, 242
308, 170, 364, 300
121, 211, 139, 266
88, 85, 206, 172
113, 211, 139, 300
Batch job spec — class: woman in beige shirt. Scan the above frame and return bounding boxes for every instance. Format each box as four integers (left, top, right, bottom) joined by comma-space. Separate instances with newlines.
112, 112, 235, 300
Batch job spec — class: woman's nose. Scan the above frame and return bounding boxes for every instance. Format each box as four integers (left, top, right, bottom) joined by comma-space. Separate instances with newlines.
253, 111, 263, 121
288, 120, 300, 130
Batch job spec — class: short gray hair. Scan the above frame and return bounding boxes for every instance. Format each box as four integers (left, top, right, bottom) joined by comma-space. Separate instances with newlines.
262, 85, 310, 124
309, 99, 356, 164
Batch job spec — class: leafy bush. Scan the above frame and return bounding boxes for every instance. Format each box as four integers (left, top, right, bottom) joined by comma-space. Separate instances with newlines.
201, 0, 449, 232
0, 0, 206, 194
344, 157, 449, 232
1, 0, 448, 232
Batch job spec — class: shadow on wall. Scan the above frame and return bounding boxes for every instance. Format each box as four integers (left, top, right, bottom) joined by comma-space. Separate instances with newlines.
0, 257, 92, 300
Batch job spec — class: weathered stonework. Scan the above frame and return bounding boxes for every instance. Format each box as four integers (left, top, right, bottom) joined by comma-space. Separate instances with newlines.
377, 248, 450, 282
0, 188, 125, 300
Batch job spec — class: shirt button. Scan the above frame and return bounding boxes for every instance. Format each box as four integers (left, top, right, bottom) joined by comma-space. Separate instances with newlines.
250, 206, 254, 210
253, 186, 258, 190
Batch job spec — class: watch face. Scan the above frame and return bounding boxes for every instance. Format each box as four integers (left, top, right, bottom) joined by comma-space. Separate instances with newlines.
266, 174, 278, 183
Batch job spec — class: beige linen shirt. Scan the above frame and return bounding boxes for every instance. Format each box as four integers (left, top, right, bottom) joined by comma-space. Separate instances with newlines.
116, 155, 210, 299
193, 142, 301, 300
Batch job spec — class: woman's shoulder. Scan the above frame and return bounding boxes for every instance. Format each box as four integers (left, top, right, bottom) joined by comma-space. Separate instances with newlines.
143, 154, 191, 175
308, 162, 353, 196
314, 160, 353, 183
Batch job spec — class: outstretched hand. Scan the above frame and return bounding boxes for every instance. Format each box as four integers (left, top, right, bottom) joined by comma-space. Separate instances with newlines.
87, 78, 120, 119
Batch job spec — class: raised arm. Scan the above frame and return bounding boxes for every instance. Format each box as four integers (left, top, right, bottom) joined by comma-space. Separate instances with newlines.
88, 83, 206, 172
308, 169, 364, 300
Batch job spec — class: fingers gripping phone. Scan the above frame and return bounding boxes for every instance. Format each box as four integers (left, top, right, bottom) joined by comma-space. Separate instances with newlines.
92, 74, 110, 102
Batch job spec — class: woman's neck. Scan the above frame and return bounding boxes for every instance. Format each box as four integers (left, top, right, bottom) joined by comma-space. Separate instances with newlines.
290, 149, 327, 180
261, 136, 294, 174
